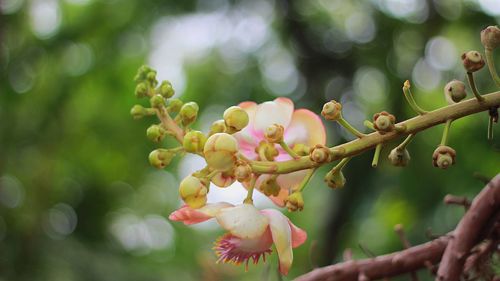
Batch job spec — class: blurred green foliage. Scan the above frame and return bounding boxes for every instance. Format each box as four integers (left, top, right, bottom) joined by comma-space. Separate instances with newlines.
1, 0, 499, 280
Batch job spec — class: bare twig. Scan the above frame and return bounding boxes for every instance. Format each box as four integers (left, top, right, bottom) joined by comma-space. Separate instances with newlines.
444, 195, 471, 209
394, 224, 419, 281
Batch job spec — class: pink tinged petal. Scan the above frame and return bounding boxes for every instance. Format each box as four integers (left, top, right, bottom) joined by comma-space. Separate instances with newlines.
233, 101, 260, 159
253, 98, 294, 132
216, 204, 269, 239
284, 109, 326, 146
288, 220, 307, 248
260, 209, 295, 275
169, 202, 233, 225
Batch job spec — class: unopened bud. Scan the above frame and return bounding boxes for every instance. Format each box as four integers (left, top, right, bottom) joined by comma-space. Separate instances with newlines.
223, 106, 249, 132
432, 145, 456, 169
461, 51, 485, 73
260, 176, 280, 196
310, 144, 332, 163
135, 82, 149, 98
183, 130, 207, 153
324, 169, 346, 189
134, 65, 153, 83
388, 148, 411, 167
234, 162, 252, 182
148, 149, 175, 169
285, 192, 304, 212
150, 94, 165, 108
179, 102, 199, 127
131, 104, 147, 119
292, 143, 311, 156
209, 120, 227, 136
444, 80, 467, 104
167, 98, 183, 113
211, 171, 236, 187
158, 81, 175, 98
321, 100, 342, 121
481, 25, 500, 50
179, 175, 209, 209
203, 133, 239, 171
264, 124, 285, 143
146, 70, 158, 87
373, 111, 396, 134
146, 124, 166, 142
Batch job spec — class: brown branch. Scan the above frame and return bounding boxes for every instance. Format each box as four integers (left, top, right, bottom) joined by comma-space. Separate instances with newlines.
295, 175, 500, 281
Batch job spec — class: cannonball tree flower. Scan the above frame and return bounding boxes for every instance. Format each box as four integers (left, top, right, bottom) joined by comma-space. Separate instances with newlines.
233, 98, 326, 206
169, 203, 307, 275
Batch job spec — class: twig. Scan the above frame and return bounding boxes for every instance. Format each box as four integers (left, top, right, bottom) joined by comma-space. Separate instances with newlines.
394, 224, 419, 281
444, 195, 471, 210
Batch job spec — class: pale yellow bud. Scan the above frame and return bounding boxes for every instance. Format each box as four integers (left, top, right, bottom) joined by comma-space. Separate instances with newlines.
285, 192, 304, 212
223, 106, 249, 132
179, 175, 209, 209
203, 133, 239, 171
264, 124, 284, 143
183, 130, 207, 153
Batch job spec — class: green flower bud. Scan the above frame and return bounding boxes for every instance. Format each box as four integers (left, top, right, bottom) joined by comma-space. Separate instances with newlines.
179, 102, 199, 127
135, 82, 149, 98
255, 141, 279, 161
321, 100, 342, 121
146, 70, 158, 87
211, 171, 235, 187
223, 106, 249, 132
264, 124, 284, 143
203, 133, 239, 171
373, 111, 396, 134
158, 81, 175, 98
310, 144, 332, 163
444, 80, 467, 104
324, 169, 346, 189
285, 192, 304, 212
130, 104, 146, 119
150, 94, 165, 108
148, 149, 175, 169
134, 65, 154, 83
260, 176, 280, 196
481, 25, 500, 50
183, 130, 207, 153
292, 143, 311, 156
167, 98, 183, 113
209, 119, 227, 136
388, 148, 411, 167
146, 124, 166, 142
179, 175, 209, 209
461, 51, 485, 73
432, 145, 456, 169
234, 162, 252, 182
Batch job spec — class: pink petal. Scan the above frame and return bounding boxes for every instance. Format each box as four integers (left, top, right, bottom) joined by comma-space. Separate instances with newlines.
260, 209, 294, 275
253, 98, 294, 132
169, 202, 233, 225
284, 109, 326, 146
233, 101, 260, 159
288, 220, 307, 248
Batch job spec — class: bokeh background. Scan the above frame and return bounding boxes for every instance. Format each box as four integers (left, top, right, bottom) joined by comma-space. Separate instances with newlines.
1, 0, 500, 280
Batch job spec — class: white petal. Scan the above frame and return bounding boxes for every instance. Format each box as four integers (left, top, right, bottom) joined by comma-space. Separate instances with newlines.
216, 204, 269, 239
254, 97, 294, 132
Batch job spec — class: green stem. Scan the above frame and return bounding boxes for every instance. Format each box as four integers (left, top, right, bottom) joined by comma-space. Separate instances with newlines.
338, 116, 366, 138
396, 134, 415, 151
371, 143, 383, 168
485, 48, 500, 87
440, 119, 452, 146
280, 141, 300, 159
157, 107, 185, 143
466, 72, 485, 102
332, 157, 351, 173
244, 176, 257, 204
488, 115, 494, 140
402, 84, 428, 115
297, 168, 316, 192
258, 147, 269, 161
364, 120, 375, 130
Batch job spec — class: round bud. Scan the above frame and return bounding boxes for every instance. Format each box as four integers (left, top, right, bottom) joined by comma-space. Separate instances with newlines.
150, 94, 165, 108
167, 98, 183, 113
324, 169, 346, 189
255, 141, 279, 161
310, 144, 332, 163
146, 70, 158, 87
211, 171, 236, 187
292, 143, 311, 156
373, 111, 396, 134
209, 120, 227, 136
264, 124, 285, 143
285, 192, 304, 212
321, 100, 342, 121
148, 149, 175, 169
179, 102, 199, 127
146, 124, 166, 142
223, 106, 249, 132
158, 81, 175, 98
183, 130, 207, 153
131, 104, 146, 119
179, 175, 208, 209
234, 162, 252, 182
388, 148, 411, 167
260, 176, 280, 196
444, 80, 467, 104
480, 25, 500, 50
134, 65, 153, 83
461, 51, 485, 73
432, 145, 456, 169
135, 82, 148, 98
203, 133, 239, 171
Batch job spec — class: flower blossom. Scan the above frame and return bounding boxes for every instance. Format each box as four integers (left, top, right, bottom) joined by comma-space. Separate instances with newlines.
234, 98, 326, 206
169, 203, 307, 275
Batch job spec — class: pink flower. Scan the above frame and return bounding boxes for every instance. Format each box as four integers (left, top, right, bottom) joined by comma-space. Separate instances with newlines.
234, 98, 326, 206
169, 203, 307, 275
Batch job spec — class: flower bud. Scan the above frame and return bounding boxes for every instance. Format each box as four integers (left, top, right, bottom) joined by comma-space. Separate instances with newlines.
444, 80, 467, 104
167, 98, 183, 113
461, 51, 485, 73
480, 25, 500, 50
146, 70, 158, 87
255, 141, 279, 161
146, 124, 166, 142
150, 94, 165, 108
183, 130, 207, 153
203, 133, 239, 171
209, 120, 227, 136
135, 82, 149, 98
264, 124, 285, 143
179, 175, 209, 209
310, 144, 332, 163
432, 145, 456, 169
134, 65, 154, 83
148, 149, 175, 169
285, 192, 304, 212
223, 106, 249, 132
158, 80, 175, 98
260, 176, 280, 196
373, 111, 396, 134
292, 143, 311, 156
324, 169, 346, 189
179, 102, 199, 127
130, 104, 147, 119
211, 171, 236, 187
321, 100, 342, 121
234, 162, 252, 182
388, 148, 411, 167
